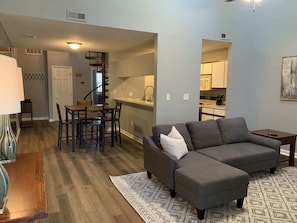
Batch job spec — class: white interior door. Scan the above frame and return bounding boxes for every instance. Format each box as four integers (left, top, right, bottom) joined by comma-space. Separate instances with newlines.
52, 66, 73, 121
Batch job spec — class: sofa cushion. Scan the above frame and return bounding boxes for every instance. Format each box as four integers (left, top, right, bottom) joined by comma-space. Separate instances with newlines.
186, 120, 222, 149
176, 151, 249, 196
197, 142, 277, 172
160, 126, 188, 160
152, 123, 194, 151
217, 117, 250, 144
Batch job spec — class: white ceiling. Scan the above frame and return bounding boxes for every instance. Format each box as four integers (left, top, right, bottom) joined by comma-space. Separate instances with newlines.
0, 13, 156, 53
0, 13, 230, 54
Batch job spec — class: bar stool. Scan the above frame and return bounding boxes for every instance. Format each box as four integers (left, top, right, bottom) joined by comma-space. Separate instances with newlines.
78, 105, 105, 153
105, 102, 122, 144
56, 103, 72, 149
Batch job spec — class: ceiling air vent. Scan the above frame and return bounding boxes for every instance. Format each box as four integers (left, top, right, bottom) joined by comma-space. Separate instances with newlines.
25, 49, 42, 55
66, 10, 86, 22
0, 47, 13, 56
0, 47, 12, 53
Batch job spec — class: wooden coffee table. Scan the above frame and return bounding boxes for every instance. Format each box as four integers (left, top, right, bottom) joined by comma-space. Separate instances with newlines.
251, 129, 297, 166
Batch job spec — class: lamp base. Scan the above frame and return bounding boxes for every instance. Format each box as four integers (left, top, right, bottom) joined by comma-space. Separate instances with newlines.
0, 196, 8, 214
0, 115, 17, 161
0, 159, 16, 164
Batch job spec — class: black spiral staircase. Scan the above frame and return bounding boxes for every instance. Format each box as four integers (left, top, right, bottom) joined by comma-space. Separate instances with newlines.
84, 51, 109, 105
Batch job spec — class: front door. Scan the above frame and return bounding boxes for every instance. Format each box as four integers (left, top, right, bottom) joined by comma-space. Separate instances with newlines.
52, 66, 73, 121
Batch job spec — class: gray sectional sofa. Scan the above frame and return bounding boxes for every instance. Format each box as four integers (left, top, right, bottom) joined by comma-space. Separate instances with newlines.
143, 117, 281, 220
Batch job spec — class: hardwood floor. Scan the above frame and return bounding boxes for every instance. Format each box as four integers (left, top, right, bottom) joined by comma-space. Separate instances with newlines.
15, 121, 294, 223
17, 121, 145, 223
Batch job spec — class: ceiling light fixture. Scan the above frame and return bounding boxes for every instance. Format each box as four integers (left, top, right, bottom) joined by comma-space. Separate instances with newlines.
67, 42, 81, 50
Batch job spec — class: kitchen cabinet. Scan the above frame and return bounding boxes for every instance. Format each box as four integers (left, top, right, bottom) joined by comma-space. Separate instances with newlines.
117, 53, 154, 77
200, 61, 228, 89
212, 61, 228, 88
200, 74, 212, 91
224, 61, 228, 87
201, 107, 225, 121
200, 63, 212, 74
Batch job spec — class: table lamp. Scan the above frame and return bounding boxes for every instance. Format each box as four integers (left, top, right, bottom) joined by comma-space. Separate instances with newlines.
0, 54, 21, 212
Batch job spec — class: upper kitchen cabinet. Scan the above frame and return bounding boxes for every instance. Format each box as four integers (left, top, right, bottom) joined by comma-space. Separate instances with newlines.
211, 61, 228, 88
200, 63, 212, 74
117, 52, 154, 77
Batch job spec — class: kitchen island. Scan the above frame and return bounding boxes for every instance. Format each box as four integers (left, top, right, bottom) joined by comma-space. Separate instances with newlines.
200, 99, 226, 120
113, 97, 154, 143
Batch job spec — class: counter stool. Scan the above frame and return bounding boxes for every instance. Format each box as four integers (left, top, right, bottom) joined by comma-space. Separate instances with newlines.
56, 103, 72, 149
105, 102, 122, 144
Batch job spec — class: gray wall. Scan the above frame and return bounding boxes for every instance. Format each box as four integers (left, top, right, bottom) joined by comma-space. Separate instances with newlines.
17, 48, 48, 119
2, 1, 297, 135
16, 50, 92, 121
47, 51, 91, 120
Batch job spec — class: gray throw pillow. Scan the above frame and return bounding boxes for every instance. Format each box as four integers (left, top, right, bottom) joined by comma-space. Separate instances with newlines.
152, 123, 194, 151
186, 120, 222, 150
216, 117, 250, 144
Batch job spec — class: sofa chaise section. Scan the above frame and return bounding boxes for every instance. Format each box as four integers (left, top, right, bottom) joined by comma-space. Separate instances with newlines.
175, 151, 249, 220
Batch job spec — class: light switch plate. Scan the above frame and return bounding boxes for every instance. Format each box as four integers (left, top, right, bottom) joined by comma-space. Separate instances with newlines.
166, 93, 171, 101
183, 93, 189, 101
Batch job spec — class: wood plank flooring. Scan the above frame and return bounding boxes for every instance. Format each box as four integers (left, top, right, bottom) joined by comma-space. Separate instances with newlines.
17, 121, 145, 223
15, 121, 294, 223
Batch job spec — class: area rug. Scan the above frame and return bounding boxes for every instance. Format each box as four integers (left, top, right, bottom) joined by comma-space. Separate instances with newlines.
110, 167, 297, 223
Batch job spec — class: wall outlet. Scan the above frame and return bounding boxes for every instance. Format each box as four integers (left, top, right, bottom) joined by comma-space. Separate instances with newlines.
113, 89, 117, 94
130, 120, 134, 126
129, 92, 133, 97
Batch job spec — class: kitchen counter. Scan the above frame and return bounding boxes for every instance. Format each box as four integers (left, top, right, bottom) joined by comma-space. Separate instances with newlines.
114, 97, 154, 109
200, 99, 225, 110
113, 97, 154, 143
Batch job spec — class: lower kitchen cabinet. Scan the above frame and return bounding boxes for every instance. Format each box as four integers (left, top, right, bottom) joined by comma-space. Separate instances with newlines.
201, 107, 225, 121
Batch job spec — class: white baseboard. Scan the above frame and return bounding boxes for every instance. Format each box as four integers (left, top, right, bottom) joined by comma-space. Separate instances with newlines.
280, 148, 297, 159
121, 130, 143, 145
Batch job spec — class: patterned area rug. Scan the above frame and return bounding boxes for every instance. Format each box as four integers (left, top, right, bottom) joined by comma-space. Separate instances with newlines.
110, 167, 297, 223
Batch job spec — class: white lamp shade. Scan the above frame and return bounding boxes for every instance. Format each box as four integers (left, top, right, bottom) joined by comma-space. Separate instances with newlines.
0, 55, 20, 115
17, 67, 24, 101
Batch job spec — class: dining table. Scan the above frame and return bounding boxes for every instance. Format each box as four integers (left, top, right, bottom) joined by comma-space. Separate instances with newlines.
65, 104, 114, 152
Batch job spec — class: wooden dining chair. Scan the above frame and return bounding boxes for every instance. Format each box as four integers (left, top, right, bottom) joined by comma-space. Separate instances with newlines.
56, 103, 72, 149
77, 99, 92, 120
77, 100, 92, 106
79, 105, 105, 153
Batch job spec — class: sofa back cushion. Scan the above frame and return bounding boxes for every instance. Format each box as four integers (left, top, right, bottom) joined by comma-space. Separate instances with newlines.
152, 123, 194, 151
216, 117, 250, 144
186, 120, 222, 150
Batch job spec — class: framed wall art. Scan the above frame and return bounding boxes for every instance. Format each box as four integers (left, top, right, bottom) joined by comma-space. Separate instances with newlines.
280, 55, 297, 101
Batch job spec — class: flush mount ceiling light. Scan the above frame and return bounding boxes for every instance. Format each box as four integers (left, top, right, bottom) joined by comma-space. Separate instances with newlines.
67, 42, 81, 50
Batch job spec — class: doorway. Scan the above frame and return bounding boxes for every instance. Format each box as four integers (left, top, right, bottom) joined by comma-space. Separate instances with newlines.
200, 39, 231, 121
52, 65, 73, 120
92, 69, 103, 105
